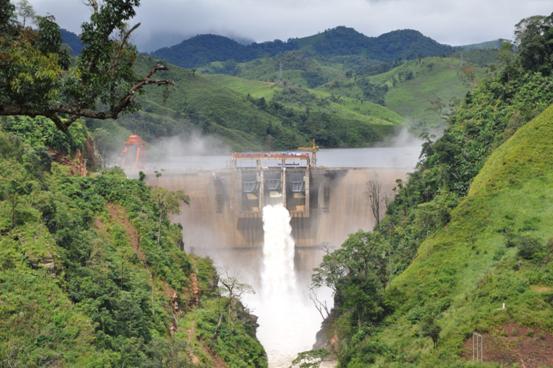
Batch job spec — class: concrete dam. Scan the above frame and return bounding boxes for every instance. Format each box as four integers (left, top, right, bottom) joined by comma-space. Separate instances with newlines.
140, 143, 421, 367
149, 150, 409, 250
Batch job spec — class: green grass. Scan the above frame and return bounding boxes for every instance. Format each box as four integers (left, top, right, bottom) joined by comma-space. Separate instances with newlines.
204, 72, 404, 127
369, 57, 484, 128
366, 104, 553, 367
203, 74, 279, 99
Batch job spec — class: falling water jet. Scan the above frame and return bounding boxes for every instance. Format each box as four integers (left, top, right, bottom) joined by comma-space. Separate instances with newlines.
261, 204, 296, 299
243, 203, 325, 368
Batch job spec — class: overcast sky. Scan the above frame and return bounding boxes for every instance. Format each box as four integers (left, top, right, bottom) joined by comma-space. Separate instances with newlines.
28, 0, 553, 51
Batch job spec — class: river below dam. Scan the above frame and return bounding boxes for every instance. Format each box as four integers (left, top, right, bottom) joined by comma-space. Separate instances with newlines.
144, 144, 422, 367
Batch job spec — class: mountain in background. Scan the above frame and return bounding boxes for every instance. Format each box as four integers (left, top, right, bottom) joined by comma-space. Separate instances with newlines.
150, 34, 271, 68
60, 28, 83, 55
459, 38, 509, 50
59, 27, 494, 150
61, 27, 503, 64
151, 27, 455, 68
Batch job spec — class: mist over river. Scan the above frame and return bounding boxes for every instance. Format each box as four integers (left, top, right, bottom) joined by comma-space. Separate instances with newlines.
144, 142, 422, 367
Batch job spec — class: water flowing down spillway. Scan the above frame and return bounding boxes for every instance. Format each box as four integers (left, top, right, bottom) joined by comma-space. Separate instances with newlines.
144, 146, 424, 367
260, 204, 296, 299
243, 204, 327, 367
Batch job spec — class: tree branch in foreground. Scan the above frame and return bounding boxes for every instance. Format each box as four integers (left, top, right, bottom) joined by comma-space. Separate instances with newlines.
0, 63, 174, 130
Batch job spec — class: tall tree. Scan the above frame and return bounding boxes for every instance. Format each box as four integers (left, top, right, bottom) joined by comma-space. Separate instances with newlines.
515, 13, 553, 75
0, 0, 16, 33
16, 0, 34, 27
0, 0, 173, 130
151, 187, 189, 245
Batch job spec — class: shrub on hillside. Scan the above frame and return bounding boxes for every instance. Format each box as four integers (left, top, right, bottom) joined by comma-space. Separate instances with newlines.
506, 234, 545, 261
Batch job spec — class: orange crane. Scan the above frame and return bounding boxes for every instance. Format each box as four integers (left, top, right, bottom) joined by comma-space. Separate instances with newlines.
121, 134, 145, 169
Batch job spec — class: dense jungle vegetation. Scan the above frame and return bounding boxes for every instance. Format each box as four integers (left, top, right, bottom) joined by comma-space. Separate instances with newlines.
0, 1, 267, 367
312, 11, 553, 368
0, 117, 266, 367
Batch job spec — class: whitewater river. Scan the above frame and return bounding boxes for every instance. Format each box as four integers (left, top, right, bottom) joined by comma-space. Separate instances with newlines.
145, 144, 422, 367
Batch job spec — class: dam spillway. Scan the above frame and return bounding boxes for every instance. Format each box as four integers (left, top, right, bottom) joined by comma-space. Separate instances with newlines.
142, 145, 422, 367
149, 151, 409, 250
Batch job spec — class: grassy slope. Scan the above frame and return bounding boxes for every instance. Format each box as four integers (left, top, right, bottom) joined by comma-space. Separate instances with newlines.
373, 104, 553, 367
204, 54, 484, 131
113, 56, 305, 151
205, 53, 346, 89
205, 73, 404, 126
310, 57, 483, 129
203, 73, 280, 99
205, 74, 403, 124
369, 57, 481, 128
108, 56, 405, 151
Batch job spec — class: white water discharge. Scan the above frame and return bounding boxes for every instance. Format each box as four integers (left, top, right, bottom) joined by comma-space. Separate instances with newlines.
244, 204, 325, 367
146, 144, 423, 367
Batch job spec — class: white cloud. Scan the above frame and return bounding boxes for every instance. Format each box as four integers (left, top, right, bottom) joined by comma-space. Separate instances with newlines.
28, 0, 552, 51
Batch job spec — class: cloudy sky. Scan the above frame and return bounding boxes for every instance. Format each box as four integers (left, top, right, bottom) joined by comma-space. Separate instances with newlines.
29, 0, 552, 51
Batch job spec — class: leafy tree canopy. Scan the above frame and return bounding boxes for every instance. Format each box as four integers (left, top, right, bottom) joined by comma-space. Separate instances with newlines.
0, 0, 172, 131
515, 12, 553, 75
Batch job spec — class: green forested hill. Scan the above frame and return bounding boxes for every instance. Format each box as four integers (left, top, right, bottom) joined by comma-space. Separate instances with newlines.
317, 92, 553, 367
204, 55, 485, 130
312, 13, 553, 367
0, 117, 266, 367
89, 55, 405, 153
375, 103, 553, 367
152, 27, 454, 69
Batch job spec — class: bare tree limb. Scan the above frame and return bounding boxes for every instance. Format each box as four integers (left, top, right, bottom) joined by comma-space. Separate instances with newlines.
309, 289, 331, 320
111, 63, 173, 116
84, 0, 99, 13
120, 22, 140, 47
367, 177, 384, 227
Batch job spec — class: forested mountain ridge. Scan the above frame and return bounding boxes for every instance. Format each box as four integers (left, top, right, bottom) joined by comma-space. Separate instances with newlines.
151, 27, 454, 68
311, 12, 553, 367
151, 34, 263, 68
59, 28, 489, 150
